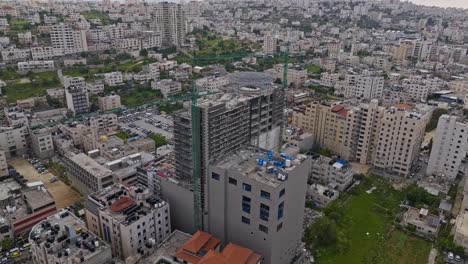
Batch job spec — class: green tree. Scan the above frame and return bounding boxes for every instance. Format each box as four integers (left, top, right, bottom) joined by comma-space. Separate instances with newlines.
1, 237, 13, 251
139, 49, 148, 57
149, 134, 168, 148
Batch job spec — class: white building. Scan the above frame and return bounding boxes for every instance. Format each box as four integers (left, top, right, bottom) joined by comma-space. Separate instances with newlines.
426, 115, 468, 180
17, 60, 55, 72
50, 23, 88, 54
98, 93, 122, 111
1, 47, 30, 62
84, 184, 171, 260
195, 75, 229, 92
65, 85, 90, 115
342, 74, 384, 100
30, 46, 63, 60
263, 35, 277, 54
152, 79, 182, 98
102, 72, 123, 86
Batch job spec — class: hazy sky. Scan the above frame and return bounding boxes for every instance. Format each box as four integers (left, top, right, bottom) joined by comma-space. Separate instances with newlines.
408, 0, 468, 9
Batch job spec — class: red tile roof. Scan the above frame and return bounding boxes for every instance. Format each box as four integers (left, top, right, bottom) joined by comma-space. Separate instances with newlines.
175, 231, 221, 264
337, 109, 348, 118
198, 243, 262, 264
392, 103, 413, 110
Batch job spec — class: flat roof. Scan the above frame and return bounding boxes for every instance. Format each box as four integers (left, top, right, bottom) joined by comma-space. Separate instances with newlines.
70, 153, 113, 178
0, 179, 22, 201
23, 188, 55, 211
137, 230, 191, 264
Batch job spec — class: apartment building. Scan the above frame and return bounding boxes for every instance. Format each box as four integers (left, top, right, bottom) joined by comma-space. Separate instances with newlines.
455, 211, 468, 254
426, 115, 468, 180
195, 75, 229, 93
207, 146, 311, 264
65, 85, 90, 115
372, 104, 430, 177
0, 126, 29, 158
17, 31, 32, 44
29, 127, 55, 159
63, 153, 114, 195
292, 101, 430, 177
1, 47, 30, 63
50, 23, 88, 54
30, 46, 63, 60
272, 64, 307, 87
29, 210, 112, 264
342, 74, 384, 100
320, 72, 340, 88
148, 62, 160, 80
309, 155, 354, 191
393, 41, 414, 61
141, 31, 162, 50
152, 79, 181, 98
153, 2, 186, 47
98, 94, 122, 111
100, 72, 123, 86
85, 184, 171, 260
17, 60, 55, 72
263, 35, 277, 54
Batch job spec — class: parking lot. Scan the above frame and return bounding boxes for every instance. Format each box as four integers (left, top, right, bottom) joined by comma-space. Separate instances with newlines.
9, 159, 82, 209
118, 106, 174, 140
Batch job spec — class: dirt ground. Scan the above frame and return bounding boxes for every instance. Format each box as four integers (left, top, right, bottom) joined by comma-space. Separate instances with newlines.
9, 158, 82, 209
350, 162, 370, 174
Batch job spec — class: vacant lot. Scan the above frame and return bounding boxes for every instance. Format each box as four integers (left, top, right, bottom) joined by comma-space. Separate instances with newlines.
314, 176, 431, 264
9, 159, 82, 209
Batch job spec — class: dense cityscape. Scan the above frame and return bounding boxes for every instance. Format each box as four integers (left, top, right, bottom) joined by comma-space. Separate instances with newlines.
0, 0, 466, 263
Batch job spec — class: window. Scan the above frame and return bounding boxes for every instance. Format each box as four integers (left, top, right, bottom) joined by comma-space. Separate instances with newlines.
260, 203, 270, 221
228, 177, 237, 186
277, 222, 283, 231
278, 202, 284, 220
242, 196, 251, 214
242, 216, 250, 225
259, 224, 268, 234
211, 172, 220, 180
279, 188, 285, 198
260, 190, 271, 200
243, 183, 252, 192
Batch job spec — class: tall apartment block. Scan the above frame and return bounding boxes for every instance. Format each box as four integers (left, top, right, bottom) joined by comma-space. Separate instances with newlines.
65, 85, 90, 116
0, 126, 29, 158
63, 153, 114, 195
342, 74, 384, 100
372, 104, 430, 176
263, 35, 277, 54
174, 81, 284, 226
84, 183, 171, 261
153, 2, 186, 47
292, 100, 431, 177
207, 146, 311, 264
29, 210, 112, 264
426, 115, 468, 180
50, 23, 88, 54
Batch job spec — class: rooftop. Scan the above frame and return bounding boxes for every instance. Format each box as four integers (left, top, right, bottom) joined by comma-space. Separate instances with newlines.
137, 230, 191, 264
198, 243, 261, 264
0, 179, 22, 201
69, 153, 113, 179
175, 231, 220, 264
88, 184, 166, 226
29, 210, 111, 263
214, 146, 308, 188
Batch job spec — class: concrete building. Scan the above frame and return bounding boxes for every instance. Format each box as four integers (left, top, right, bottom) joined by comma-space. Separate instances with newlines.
263, 35, 277, 54
174, 81, 284, 224
372, 104, 430, 177
292, 101, 430, 177
30, 46, 63, 60
154, 2, 186, 47
29, 209, 112, 264
207, 146, 311, 264
85, 183, 171, 261
101, 72, 123, 86
29, 127, 55, 159
0, 185, 57, 237
0, 151, 7, 177
307, 184, 339, 208
342, 74, 384, 100
426, 115, 468, 180
98, 93, 122, 111
0, 126, 29, 158
63, 76, 86, 89
401, 207, 440, 239
283, 127, 313, 151
271, 64, 307, 87
152, 79, 182, 98
50, 23, 88, 54
65, 85, 90, 116
17, 60, 55, 72
309, 155, 354, 191
63, 153, 114, 196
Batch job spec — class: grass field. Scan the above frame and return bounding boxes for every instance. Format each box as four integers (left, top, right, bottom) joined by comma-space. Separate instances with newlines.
315, 176, 432, 264
307, 64, 322, 73
81, 10, 111, 25
3, 71, 60, 103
